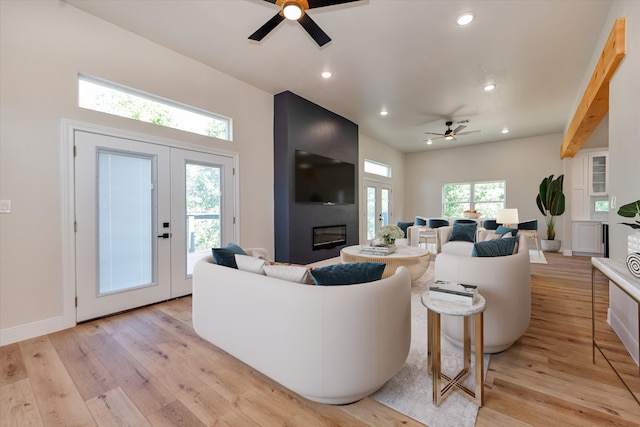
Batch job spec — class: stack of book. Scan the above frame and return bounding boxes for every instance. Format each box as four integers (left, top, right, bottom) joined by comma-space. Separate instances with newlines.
360, 244, 396, 255
429, 280, 477, 305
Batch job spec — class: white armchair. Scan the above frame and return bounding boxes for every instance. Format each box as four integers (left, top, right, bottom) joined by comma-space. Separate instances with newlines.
434, 234, 531, 353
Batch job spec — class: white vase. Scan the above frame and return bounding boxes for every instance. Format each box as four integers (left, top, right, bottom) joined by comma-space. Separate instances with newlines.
628, 231, 640, 255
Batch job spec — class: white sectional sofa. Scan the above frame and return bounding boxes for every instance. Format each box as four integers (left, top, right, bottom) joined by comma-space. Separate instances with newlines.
192, 249, 412, 404
435, 233, 531, 353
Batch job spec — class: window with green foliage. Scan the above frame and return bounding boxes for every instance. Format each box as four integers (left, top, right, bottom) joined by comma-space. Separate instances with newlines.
78, 74, 231, 140
443, 181, 505, 218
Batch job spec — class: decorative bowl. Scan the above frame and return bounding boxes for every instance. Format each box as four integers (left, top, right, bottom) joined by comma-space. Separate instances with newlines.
463, 211, 481, 219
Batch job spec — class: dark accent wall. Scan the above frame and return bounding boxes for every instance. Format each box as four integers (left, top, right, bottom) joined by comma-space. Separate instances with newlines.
274, 91, 359, 264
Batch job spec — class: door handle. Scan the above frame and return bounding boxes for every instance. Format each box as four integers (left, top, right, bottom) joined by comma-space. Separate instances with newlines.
157, 233, 171, 239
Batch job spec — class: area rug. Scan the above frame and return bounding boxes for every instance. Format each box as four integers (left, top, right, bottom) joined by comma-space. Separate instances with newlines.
371, 267, 490, 427
529, 249, 547, 264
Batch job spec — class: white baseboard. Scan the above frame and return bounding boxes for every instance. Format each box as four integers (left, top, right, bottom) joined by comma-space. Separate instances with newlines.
608, 308, 640, 366
0, 316, 74, 346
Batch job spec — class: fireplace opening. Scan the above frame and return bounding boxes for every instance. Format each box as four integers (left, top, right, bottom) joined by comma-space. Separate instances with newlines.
313, 225, 347, 250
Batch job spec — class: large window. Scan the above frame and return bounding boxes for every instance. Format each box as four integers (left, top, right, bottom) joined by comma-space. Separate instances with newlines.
78, 74, 232, 141
443, 181, 505, 218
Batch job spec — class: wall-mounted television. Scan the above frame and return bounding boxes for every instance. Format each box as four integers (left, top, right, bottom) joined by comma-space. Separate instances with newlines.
295, 150, 355, 205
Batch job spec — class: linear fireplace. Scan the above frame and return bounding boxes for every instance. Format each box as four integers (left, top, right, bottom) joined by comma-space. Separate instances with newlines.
313, 225, 347, 250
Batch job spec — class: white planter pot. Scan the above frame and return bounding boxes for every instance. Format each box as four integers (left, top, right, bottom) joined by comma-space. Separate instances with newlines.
628, 231, 640, 254
541, 239, 561, 252
627, 232, 640, 279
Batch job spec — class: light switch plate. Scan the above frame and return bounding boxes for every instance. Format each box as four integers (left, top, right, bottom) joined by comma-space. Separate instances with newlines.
0, 200, 10, 213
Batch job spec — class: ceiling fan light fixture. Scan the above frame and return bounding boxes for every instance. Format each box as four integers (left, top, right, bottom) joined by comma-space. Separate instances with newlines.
445, 135, 454, 141
282, 1, 303, 20
456, 12, 475, 26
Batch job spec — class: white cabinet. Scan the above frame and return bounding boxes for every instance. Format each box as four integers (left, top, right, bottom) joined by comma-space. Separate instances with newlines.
571, 152, 590, 221
572, 221, 603, 254
589, 152, 608, 195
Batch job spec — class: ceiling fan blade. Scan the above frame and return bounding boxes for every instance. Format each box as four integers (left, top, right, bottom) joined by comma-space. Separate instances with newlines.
424, 132, 445, 136
452, 124, 467, 134
298, 13, 331, 46
457, 130, 481, 135
248, 13, 284, 41
261, 0, 277, 3
307, 0, 360, 9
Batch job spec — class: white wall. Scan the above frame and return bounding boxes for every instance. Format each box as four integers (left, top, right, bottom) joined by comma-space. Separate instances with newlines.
0, 1, 274, 341
566, 1, 639, 363
404, 133, 565, 243
596, 2, 640, 362
359, 133, 406, 231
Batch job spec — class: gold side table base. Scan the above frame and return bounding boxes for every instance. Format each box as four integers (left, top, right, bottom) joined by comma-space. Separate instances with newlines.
427, 309, 484, 406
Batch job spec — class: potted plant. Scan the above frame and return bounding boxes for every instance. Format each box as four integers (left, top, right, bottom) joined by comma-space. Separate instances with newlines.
536, 174, 565, 252
618, 200, 640, 230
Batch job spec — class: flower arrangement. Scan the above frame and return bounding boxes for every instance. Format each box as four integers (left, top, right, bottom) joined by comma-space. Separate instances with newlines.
375, 224, 405, 245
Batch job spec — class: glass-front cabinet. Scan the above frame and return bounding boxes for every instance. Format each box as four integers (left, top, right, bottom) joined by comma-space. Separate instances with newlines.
589, 152, 608, 196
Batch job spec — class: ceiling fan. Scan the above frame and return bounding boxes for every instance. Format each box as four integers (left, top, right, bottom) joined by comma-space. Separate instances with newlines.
248, 0, 359, 47
424, 120, 480, 141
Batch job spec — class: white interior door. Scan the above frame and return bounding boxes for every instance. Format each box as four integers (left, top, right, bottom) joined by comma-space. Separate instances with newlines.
75, 131, 171, 322
170, 148, 235, 297
364, 179, 392, 242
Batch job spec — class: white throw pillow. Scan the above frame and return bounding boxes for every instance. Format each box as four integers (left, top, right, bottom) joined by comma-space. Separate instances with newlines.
263, 264, 313, 284
235, 254, 267, 275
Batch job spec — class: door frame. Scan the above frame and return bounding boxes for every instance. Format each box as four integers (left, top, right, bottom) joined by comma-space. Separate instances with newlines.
362, 178, 393, 243
61, 119, 239, 326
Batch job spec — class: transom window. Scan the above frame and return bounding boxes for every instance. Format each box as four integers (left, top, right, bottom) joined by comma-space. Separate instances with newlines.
78, 74, 232, 141
443, 181, 505, 218
364, 159, 391, 177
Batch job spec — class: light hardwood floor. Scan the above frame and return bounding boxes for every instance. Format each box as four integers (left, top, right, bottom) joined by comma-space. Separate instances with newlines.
2, 252, 640, 426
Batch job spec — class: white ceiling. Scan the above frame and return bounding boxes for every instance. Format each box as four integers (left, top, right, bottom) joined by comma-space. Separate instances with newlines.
65, 0, 612, 153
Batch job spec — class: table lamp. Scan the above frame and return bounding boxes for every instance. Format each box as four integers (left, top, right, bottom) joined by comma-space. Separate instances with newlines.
496, 208, 519, 228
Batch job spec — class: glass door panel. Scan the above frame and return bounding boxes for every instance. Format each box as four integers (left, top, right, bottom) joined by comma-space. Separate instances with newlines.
186, 162, 222, 275
170, 148, 235, 298
364, 180, 392, 242
98, 150, 154, 294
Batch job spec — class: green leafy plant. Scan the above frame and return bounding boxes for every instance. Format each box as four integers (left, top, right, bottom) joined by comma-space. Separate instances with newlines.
536, 174, 565, 240
618, 200, 640, 230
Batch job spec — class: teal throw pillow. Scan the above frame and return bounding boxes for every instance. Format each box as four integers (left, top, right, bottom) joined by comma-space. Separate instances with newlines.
212, 243, 247, 268
397, 221, 414, 238
415, 217, 427, 226
472, 236, 517, 257
311, 262, 386, 286
449, 222, 477, 243
495, 225, 518, 237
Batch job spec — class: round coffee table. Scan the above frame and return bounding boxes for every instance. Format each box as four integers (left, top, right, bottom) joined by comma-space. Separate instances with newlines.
340, 245, 431, 281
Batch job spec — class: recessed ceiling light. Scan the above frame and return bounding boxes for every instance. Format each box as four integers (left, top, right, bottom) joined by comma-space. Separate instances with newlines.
426, 139, 433, 145
456, 13, 474, 26
483, 83, 496, 92
501, 128, 509, 134
379, 110, 388, 116
321, 71, 332, 79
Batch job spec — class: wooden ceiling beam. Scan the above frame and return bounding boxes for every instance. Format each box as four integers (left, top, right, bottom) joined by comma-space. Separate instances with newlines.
560, 17, 625, 159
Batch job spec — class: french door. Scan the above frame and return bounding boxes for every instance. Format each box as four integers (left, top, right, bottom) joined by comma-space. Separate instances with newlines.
364, 179, 392, 242
74, 130, 234, 322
